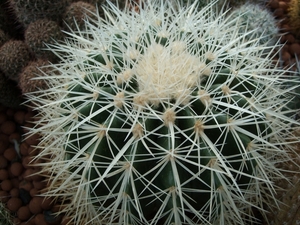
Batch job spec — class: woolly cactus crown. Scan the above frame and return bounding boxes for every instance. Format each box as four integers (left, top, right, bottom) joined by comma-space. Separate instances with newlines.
27, 1, 300, 225
228, 3, 279, 46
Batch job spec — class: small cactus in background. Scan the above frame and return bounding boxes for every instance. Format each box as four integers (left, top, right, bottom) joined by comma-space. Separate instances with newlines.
0, 40, 31, 81
24, 19, 64, 62
8, 0, 69, 28
62, 1, 97, 32
26, 0, 300, 224
19, 59, 53, 94
228, 3, 279, 46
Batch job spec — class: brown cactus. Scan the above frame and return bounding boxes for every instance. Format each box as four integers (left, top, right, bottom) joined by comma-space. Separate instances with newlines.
0, 40, 31, 82
25, 19, 64, 62
19, 59, 52, 94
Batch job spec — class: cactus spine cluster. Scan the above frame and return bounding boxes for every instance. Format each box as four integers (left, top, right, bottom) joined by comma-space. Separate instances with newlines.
27, 1, 300, 224
9, 0, 69, 27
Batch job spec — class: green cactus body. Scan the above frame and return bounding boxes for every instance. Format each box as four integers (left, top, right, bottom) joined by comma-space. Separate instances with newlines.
63, 32, 267, 222
26, 1, 300, 224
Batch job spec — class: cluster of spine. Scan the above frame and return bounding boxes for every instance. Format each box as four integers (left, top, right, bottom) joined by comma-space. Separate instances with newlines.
26, 1, 300, 225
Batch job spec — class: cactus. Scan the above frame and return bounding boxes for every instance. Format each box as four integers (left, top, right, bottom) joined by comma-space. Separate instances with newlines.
63, 1, 97, 32
26, 1, 300, 225
228, 3, 279, 47
8, 0, 69, 28
24, 19, 64, 62
19, 59, 52, 94
0, 40, 31, 82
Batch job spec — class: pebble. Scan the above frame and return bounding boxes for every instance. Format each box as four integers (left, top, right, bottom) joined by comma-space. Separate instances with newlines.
17, 205, 32, 221
278, 1, 288, 13
14, 110, 26, 125
29, 196, 44, 214
10, 187, 20, 197
25, 133, 40, 146
0, 120, 16, 135
0, 139, 9, 154
0, 190, 9, 203
10, 162, 24, 177
33, 180, 46, 190
19, 180, 33, 192
0, 155, 8, 168
41, 197, 54, 210
0, 169, 8, 180
269, 0, 279, 9
289, 43, 300, 55
4, 147, 18, 161
7, 197, 23, 212
19, 142, 30, 156
34, 213, 48, 225
1, 179, 13, 191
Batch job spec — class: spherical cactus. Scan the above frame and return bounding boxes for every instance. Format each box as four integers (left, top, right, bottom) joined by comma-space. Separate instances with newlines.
26, 1, 300, 225
228, 3, 279, 46
24, 19, 64, 62
19, 59, 52, 94
8, 0, 69, 28
0, 40, 31, 81
62, 1, 97, 32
